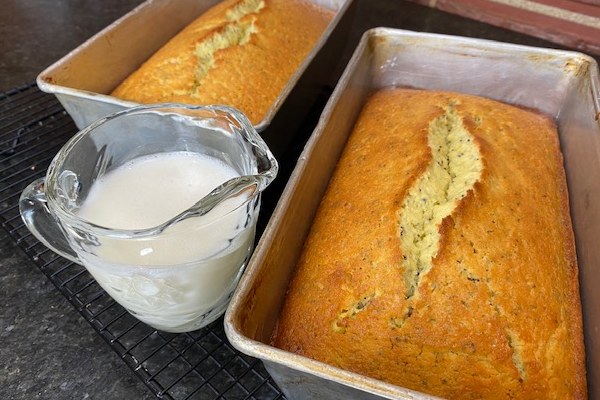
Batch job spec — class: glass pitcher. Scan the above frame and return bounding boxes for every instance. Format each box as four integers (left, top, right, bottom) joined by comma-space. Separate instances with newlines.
19, 104, 278, 333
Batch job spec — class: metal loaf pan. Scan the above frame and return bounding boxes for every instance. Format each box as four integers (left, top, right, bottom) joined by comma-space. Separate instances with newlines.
35, 0, 353, 132
225, 28, 600, 399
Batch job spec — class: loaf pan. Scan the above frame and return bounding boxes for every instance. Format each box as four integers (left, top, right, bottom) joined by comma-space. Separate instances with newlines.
224, 27, 600, 399
35, 0, 353, 132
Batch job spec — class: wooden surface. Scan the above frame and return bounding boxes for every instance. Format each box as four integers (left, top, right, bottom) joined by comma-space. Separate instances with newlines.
407, 0, 600, 55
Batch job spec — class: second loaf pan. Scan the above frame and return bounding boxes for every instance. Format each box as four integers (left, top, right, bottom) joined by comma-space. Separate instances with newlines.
35, 0, 354, 132
224, 27, 600, 399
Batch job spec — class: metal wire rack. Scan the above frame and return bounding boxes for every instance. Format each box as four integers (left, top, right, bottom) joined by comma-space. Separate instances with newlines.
0, 82, 287, 400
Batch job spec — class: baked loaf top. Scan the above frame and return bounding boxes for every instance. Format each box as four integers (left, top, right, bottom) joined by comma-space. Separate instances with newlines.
273, 88, 586, 399
111, 0, 333, 124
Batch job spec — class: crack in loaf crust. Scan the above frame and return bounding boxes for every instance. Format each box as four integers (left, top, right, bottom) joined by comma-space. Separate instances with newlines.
272, 88, 586, 399
111, 0, 333, 124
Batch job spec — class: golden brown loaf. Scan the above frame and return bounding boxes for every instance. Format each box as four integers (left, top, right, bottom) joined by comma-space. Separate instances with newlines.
273, 88, 586, 399
111, 0, 333, 124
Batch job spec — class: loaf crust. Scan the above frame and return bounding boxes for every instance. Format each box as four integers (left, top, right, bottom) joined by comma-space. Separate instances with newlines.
111, 0, 333, 124
273, 88, 586, 399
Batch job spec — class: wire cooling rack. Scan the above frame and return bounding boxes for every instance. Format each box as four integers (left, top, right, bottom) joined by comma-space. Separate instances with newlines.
0, 82, 286, 400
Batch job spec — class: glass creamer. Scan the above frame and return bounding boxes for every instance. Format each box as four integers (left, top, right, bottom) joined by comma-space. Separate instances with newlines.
19, 105, 278, 332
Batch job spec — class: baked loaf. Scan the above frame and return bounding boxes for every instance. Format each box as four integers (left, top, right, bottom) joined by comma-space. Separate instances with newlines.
273, 88, 586, 399
111, 0, 333, 124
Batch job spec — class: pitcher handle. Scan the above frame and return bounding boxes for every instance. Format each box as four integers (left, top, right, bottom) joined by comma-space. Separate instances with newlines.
19, 178, 81, 264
